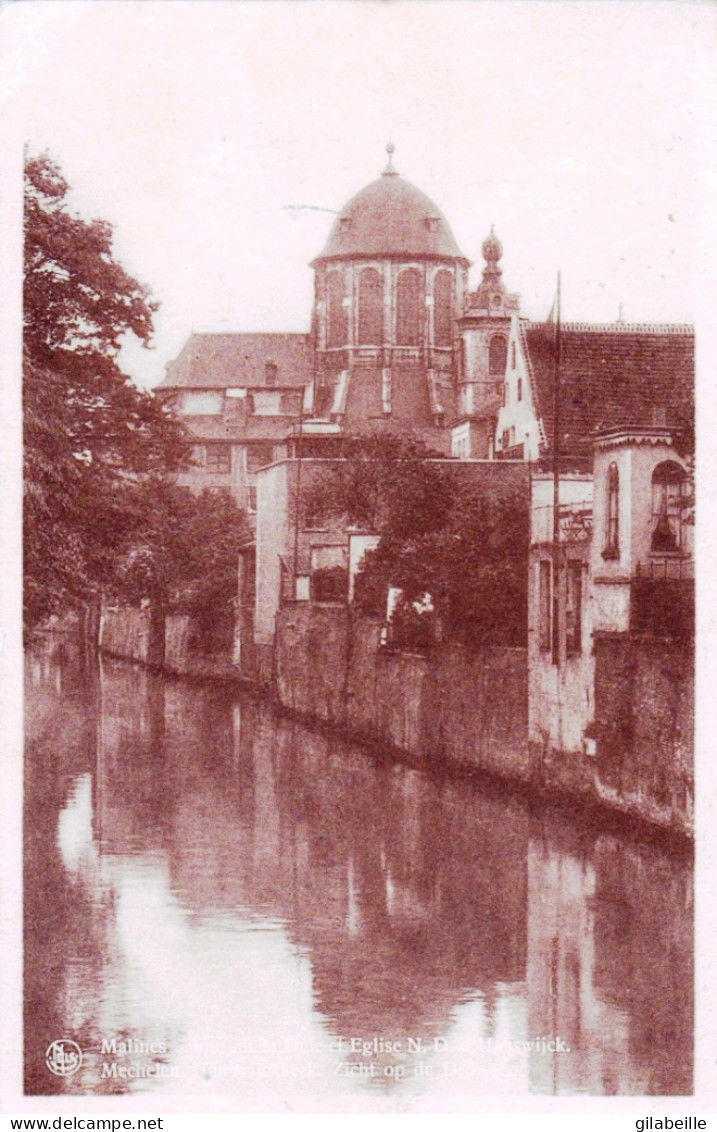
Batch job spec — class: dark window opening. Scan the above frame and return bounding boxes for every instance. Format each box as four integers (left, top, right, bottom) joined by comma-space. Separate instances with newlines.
312, 565, 349, 603
246, 443, 275, 474
566, 560, 582, 655
206, 444, 231, 474
603, 461, 620, 559
327, 271, 348, 348
539, 560, 552, 652
357, 268, 383, 345
651, 461, 686, 552
489, 335, 508, 375
433, 270, 453, 348
264, 361, 278, 386
396, 268, 421, 346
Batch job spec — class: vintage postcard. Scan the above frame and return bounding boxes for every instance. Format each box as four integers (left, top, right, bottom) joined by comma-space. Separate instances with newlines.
2, 0, 715, 1119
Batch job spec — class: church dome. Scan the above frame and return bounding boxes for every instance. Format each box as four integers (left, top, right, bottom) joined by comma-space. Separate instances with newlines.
315, 150, 467, 264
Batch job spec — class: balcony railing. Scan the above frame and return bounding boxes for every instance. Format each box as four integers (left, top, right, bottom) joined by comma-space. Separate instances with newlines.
635, 557, 694, 581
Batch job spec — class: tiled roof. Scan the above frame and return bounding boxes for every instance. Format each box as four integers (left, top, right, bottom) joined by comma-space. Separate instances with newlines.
522, 321, 694, 458
157, 332, 312, 390
315, 172, 467, 263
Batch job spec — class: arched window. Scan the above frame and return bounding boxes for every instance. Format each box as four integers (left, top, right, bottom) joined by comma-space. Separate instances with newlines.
602, 462, 620, 559
357, 268, 382, 345
326, 272, 348, 348
489, 335, 508, 376
651, 461, 686, 552
433, 270, 453, 348
396, 268, 422, 346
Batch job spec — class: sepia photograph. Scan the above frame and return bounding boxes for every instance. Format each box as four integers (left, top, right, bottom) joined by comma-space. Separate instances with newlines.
3, 0, 714, 1117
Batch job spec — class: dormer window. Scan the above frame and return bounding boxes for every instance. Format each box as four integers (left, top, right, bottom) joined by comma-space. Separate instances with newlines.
339, 217, 353, 231
425, 217, 441, 232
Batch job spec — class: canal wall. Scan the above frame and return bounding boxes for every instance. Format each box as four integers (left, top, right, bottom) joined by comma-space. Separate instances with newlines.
274, 605, 693, 836
100, 604, 693, 836
591, 632, 694, 832
100, 607, 241, 680
275, 603, 530, 778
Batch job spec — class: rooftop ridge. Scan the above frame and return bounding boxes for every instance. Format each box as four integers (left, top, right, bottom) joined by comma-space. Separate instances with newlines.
524, 320, 694, 335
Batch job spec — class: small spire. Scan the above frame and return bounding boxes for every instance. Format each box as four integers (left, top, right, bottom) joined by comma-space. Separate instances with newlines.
383, 142, 398, 176
617, 302, 625, 324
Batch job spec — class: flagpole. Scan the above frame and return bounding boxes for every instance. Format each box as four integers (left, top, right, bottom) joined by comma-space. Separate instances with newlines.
551, 271, 562, 666
292, 385, 305, 598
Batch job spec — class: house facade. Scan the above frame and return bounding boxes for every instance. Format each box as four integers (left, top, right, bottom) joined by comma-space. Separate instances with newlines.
155, 332, 312, 515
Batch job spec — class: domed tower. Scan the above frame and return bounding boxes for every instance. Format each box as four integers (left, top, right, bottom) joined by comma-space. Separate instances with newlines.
310, 146, 470, 450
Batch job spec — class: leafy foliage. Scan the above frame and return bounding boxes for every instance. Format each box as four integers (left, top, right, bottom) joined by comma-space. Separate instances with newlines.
23, 153, 191, 629
311, 434, 529, 649
116, 485, 248, 613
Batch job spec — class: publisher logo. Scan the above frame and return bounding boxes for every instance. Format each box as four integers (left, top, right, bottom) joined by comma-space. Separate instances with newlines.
46, 1039, 83, 1077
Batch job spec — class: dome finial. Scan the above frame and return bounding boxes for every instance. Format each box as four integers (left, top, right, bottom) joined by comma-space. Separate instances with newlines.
482, 225, 502, 265
383, 142, 398, 177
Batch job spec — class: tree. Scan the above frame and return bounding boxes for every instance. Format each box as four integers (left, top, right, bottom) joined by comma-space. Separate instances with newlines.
309, 434, 529, 649
23, 153, 191, 629
115, 483, 251, 652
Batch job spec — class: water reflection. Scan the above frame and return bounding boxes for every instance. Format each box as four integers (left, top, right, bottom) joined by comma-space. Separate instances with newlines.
25, 635, 692, 1097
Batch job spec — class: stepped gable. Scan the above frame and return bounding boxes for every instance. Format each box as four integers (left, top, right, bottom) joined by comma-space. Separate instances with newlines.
523, 321, 694, 459
157, 332, 312, 390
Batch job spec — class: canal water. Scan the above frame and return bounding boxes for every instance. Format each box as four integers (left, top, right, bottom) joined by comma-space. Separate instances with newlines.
25, 634, 693, 1099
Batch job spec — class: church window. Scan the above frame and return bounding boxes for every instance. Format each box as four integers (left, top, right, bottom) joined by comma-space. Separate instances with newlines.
489, 334, 508, 375
651, 461, 686, 552
511, 342, 517, 370
396, 268, 422, 346
517, 378, 523, 402
327, 272, 348, 348
433, 270, 453, 348
357, 268, 383, 345
603, 462, 620, 559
